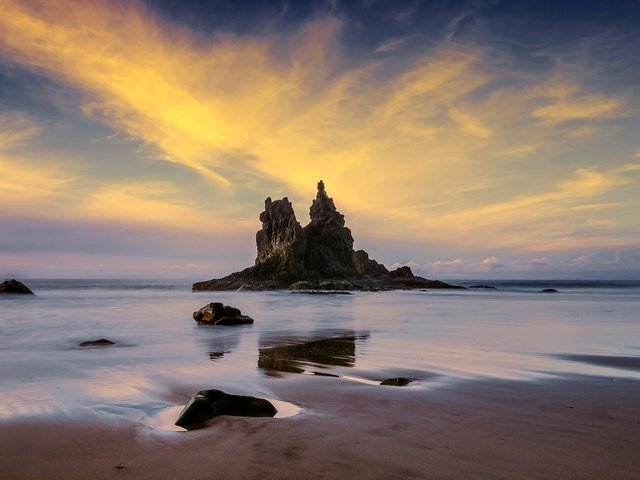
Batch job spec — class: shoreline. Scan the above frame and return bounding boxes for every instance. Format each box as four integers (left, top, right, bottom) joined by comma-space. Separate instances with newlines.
2, 374, 639, 479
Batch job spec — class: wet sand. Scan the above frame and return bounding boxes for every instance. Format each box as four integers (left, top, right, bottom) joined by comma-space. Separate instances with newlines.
2, 375, 639, 480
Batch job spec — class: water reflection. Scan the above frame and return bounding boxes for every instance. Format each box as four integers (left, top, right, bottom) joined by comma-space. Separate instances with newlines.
551, 353, 640, 371
197, 328, 242, 361
258, 331, 369, 376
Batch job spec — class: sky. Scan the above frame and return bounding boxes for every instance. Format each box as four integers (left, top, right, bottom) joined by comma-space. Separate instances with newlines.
0, 0, 639, 279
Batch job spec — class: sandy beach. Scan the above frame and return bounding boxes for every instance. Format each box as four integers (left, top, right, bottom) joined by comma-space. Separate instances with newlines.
2, 374, 639, 480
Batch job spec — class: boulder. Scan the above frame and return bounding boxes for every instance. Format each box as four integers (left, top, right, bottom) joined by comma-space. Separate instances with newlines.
79, 339, 115, 347
0, 279, 34, 295
175, 389, 277, 430
193, 302, 254, 325
540, 288, 558, 293
380, 377, 413, 386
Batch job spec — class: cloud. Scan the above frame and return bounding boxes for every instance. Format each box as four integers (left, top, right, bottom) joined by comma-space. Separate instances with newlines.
531, 83, 623, 125
0, 0, 637, 271
0, 111, 41, 149
448, 107, 492, 139
374, 36, 410, 53
393, 248, 640, 277
498, 144, 537, 158
0, 114, 74, 205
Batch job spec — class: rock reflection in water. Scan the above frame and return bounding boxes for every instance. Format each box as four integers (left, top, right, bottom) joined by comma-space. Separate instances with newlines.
258, 332, 369, 376
198, 330, 242, 361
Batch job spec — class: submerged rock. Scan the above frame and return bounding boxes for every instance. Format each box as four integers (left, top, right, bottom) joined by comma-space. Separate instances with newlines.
380, 377, 413, 386
193, 181, 463, 292
0, 279, 34, 295
175, 389, 277, 430
468, 285, 497, 289
540, 288, 558, 293
193, 302, 254, 325
79, 339, 115, 347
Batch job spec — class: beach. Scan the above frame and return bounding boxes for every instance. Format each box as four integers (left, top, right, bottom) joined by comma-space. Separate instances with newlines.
1, 280, 639, 479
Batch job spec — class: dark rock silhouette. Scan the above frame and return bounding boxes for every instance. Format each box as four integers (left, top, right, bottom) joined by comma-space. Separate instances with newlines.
193, 303, 254, 325
175, 389, 277, 430
353, 249, 388, 276
254, 197, 306, 284
193, 181, 463, 291
0, 279, 34, 295
303, 180, 356, 278
380, 377, 413, 386
79, 339, 115, 347
540, 288, 558, 293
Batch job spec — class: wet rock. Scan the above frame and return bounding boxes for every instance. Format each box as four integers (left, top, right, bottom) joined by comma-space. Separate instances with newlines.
380, 377, 413, 386
0, 279, 34, 295
175, 389, 277, 430
193, 303, 254, 325
79, 339, 115, 347
540, 288, 558, 293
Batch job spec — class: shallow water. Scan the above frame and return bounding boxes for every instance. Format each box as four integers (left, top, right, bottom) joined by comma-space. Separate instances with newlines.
1, 279, 639, 425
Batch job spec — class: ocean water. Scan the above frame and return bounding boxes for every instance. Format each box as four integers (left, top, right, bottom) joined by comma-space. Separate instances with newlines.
1, 279, 639, 426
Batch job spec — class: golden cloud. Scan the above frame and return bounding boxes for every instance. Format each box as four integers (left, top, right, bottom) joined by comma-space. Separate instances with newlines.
0, 0, 636, 257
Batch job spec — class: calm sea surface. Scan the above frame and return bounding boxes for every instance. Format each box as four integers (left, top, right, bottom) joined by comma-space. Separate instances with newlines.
1, 279, 639, 424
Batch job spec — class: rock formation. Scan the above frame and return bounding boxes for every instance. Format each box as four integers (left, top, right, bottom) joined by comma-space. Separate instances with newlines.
0, 279, 34, 295
303, 180, 357, 278
79, 339, 115, 347
254, 197, 306, 284
175, 389, 277, 430
193, 303, 254, 325
193, 181, 463, 291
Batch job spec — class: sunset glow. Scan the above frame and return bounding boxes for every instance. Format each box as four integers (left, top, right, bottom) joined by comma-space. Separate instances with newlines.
1, 0, 638, 277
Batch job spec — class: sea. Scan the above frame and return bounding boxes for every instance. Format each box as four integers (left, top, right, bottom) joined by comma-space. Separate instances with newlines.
1, 279, 639, 428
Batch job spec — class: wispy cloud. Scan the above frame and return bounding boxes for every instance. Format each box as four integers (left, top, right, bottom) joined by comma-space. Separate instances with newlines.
0, 0, 637, 270
374, 35, 410, 53
0, 112, 41, 149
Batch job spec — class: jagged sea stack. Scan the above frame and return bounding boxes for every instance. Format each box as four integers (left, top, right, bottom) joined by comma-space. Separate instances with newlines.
303, 180, 357, 278
254, 197, 306, 284
192, 181, 463, 291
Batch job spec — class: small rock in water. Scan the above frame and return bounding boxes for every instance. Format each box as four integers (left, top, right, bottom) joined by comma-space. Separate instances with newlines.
0, 279, 35, 295
468, 285, 497, 289
193, 302, 254, 325
175, 389, 277, 430
540, 288, 558, 293
79, 339, 115, 347
380, 377, 413, 386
